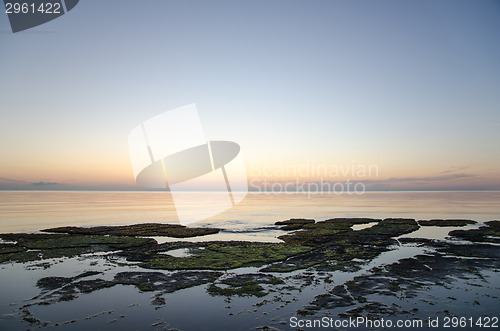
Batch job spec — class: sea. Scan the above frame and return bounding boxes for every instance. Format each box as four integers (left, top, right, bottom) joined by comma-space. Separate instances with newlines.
0, 190, 499, 238
1, 190, 499, 330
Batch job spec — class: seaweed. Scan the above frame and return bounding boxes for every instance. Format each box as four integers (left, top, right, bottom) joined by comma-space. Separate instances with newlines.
275, 218, 316, 230
0, 233, 155, 263
141, 241, 312, 270
449, 221, 500, 243
207, 273, 283, 297
42, 223, 220, 238
418, 219, 476, 227
33, 271, 223, 305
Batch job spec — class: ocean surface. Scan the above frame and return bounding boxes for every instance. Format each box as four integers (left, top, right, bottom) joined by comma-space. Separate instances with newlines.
1, 190, 499, 237
1, 190, 499, 330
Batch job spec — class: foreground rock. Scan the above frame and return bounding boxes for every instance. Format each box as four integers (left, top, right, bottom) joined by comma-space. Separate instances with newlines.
1, 219, 419, 272
0, 233, 155, 263
208, 273, 284, 298
449, 220, 500, 243
2, 217, 499, 329
33, 270, 222, 305
301, 244, 500, 317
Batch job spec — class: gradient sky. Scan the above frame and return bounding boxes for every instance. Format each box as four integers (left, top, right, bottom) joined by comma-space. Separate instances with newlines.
1, 0, 499, 190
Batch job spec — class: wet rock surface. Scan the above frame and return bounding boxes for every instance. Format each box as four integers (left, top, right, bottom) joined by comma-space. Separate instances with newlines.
275, 218, 316, 230
418, 219, 477, 226
33, 270, 222, 305
207, 273, 286, 298
42, 223, 220, 238
300, 229, 500, 319
449, 220, 500, 243
306, 286, 355, 312
0, 233, 155, 263
2, 219, 499, 329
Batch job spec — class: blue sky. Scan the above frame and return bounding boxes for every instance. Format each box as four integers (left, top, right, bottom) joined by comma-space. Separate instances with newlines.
1, 0, 499, 190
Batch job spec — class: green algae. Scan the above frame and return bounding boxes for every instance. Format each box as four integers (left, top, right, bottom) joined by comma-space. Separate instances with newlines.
278, 220, 352, 245
2, 218, 420, 275
0, 233, 155, 263
207, 274, 283, 298
142, 242, 312, 270
208, 281, 267, 297
449, 221, 500, 243
275, 218, 316, 230
42, 223, 220, 238
33, 271, 223, 305
0, 250, 40, 263
131, 283, 154, 292
277, 218, 418, 246
418, 219, 477, 227
137, 218, 419, 273
262, 218, 419, 272
355, 218, 419, 237
303, 244, 500, 318
3, 217, 497, 327
0, 244, 24, 254
21, 235, 153, 250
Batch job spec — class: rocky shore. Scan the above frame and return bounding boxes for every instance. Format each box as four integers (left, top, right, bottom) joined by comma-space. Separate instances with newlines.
1, 218, 499, 329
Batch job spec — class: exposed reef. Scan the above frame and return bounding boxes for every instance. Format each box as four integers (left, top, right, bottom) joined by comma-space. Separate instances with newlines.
275, 218, 315, 230
33, 271, 222, 305
301, 246, 500, 317
418, 219, 477, 227
2, 218, 499, 329
449, 220, 500, 243
208, 274, 283, 298
0, 233, 154, 263
42, 223, 220, 238
129, 241, 312, 271
262, 218, 418, 272
298, 219, 500, 318
0, 218, 420, 271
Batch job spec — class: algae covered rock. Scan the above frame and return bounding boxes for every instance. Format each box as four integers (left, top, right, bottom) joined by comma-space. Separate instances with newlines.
275, 218, 315, 230
449, 220, 500, 243
0, 233, 155, 263
42, 223, 220, 238
140, 241, 312, 270
418, 219, 476, 227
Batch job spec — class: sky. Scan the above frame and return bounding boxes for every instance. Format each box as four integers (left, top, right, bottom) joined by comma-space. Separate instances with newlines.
0, 0, 499, 191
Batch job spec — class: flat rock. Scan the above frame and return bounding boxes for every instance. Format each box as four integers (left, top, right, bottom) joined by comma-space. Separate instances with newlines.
42, 223, 220, 238
418, 219, 476, 227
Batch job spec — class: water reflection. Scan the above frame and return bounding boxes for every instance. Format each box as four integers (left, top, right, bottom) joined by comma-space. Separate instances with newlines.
0, 191, 499, 234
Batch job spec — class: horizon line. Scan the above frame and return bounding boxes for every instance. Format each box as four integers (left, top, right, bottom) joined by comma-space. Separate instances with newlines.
1, 189, 500, 193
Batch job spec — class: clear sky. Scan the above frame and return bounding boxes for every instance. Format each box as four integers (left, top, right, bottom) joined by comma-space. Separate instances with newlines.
1, 0, 499, 191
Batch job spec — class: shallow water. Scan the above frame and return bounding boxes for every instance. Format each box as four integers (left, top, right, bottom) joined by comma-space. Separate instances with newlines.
0, 242, 427, 330
2, 237, 495, 331
0, 190, 499, 330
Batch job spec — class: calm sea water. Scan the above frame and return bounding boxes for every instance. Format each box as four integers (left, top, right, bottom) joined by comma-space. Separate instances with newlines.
0, 191, 499, 234
1, 191, 499, 330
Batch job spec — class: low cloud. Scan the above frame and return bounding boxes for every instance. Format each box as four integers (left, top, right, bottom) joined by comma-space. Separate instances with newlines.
359, 172, 494, 190
31, 181, 59, 186
384, 173, 476, 183
0, 178, 61, 190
